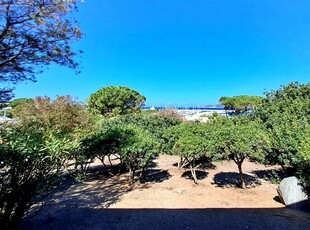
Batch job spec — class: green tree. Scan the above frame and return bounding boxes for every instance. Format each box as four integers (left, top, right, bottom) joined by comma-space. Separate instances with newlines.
12, 95, 92, 134
255, 82, 310, 195
297, 125, 310, 196
0, 126, 81, 229
118, 125, 160, 184
0, 0, 82, 100
81, 125, 123, 168
9, 98, 33, 109
87, 86, 146, 117
9, 95, 95, 173
212, 116, 270, 188
164, 122, 213, 183
219, 95, 263, 115
88, 113, 180, 171
7, 98, 33, 118
255, 82, 310, 167
110, 113, 181, 152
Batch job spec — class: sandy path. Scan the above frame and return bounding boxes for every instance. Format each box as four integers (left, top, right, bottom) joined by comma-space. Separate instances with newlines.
110, 155, 284, 209
20, 155, 310, 229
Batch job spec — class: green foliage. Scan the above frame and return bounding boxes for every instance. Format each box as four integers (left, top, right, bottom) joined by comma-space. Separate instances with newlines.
82, 113, 177, 184
118, 125, 160, 184
12, 95, 92, 134
164, 122, 214, 183
81, 125, 123, 166
7, 98, 33, 118
9, 98, 33, 109
84, 118, 160, 184
98, 113, 181, 153
212, 116, 270, 188
255, 82, 310, 167
0, 95, 93, 227
219, 95, 263, 115
0, 0, 82, 101
87, 86, 146, 117
0, 126, 80, 228
141, 109, 158, 115
297, 125, 310, 196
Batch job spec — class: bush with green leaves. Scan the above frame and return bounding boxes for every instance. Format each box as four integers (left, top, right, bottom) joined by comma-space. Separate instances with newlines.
118, 125, 160, 184
296, 125, 310, 196
81, 126, 123, 167
0, 126, 81, 228
254, 82, 310, 196
212, 116, 270, 188
164, 122, 214, 183
255, 82, 310, 167
83, 116, 164, 184
98, 113, 181, 153
11, 95, 93, 135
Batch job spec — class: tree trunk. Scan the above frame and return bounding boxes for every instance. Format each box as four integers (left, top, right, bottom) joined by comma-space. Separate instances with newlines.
100, 156, 106, 167
108, 154, 113, 166
190, 160, 198, 184
138, 167, 146, 183
9, 184, 35, 229
118, 162, 127, 174
178, 156, 183, 169
1, 181, 36, 229
237, 163, 246, 189
128, 168, 135, 185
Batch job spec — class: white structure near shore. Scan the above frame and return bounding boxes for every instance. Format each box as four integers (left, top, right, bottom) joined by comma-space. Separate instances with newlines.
0, 107, 17, 124
177, 109, 226, 122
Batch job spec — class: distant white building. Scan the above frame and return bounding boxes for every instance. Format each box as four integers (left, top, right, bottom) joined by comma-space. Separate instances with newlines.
0, 107, 17, 124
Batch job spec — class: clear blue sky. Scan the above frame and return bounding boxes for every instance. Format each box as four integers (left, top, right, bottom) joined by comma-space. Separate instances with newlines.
14, 0, 310, 106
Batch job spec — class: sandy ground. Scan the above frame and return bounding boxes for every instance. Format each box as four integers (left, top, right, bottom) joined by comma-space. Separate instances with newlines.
20, 155, 310, 230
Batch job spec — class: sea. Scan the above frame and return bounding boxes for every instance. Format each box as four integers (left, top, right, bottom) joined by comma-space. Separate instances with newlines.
142, 106, 225, 111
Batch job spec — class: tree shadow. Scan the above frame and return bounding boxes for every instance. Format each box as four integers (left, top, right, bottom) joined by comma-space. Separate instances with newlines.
252, 169, 286, 183
85, 164, 121, 180
212, 172, 262, 188
181, 170, 209, 181
147, 161, 158, 168
172, 156, 216, 170
23, 174, 132, 222
195, 156, 217, 170
141, 169, 172, 183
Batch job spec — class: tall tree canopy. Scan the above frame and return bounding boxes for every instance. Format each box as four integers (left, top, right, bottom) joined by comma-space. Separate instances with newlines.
219, 95, 262, 115
87, 86, 146, 117
0, 0, 82, 100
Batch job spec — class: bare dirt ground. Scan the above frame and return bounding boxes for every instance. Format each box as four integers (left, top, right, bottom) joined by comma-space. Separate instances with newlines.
21, 155, 310, 230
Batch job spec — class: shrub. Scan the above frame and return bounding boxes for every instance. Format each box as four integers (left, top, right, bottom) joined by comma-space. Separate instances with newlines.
0, 126, 80, 228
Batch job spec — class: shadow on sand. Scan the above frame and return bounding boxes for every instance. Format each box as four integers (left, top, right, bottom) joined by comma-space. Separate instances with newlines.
21, 206, 310, 230
212, 172, 262, 188
24, 167, 172, 222
252, 169, 287, 181
172, 157, 217, 171
141, 169, 172, 183
181, 170, 209, 181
